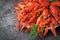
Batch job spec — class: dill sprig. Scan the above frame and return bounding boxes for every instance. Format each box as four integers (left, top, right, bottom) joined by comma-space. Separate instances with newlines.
49, 0, 56, 2
30, 24, 38, 40
29, 24, 45, 40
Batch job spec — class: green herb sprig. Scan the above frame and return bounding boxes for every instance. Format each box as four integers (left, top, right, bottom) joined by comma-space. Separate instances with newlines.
29, 24, 45, 40
30, 24, 38, 40
49, 0, 56, 2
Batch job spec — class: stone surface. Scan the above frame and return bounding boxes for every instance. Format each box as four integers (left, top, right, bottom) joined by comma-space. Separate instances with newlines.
0, 0, 60, 40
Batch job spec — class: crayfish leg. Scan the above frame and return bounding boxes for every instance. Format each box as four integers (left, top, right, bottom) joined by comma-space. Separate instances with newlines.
25, 26, 31, 32
43, 26, 48, 36
50, 23, 57, 37
16, 20, 20, 31
20, 24, 26, 32
37, 27, 44, 38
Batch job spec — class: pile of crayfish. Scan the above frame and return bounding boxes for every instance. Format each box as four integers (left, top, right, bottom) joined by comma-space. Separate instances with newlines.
15, 0, 60, 38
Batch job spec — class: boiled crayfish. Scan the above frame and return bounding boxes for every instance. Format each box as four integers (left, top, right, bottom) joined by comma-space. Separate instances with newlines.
15, 0, 60, 38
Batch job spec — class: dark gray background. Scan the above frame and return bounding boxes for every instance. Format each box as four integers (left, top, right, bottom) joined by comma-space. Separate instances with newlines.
0, 0, 60, 40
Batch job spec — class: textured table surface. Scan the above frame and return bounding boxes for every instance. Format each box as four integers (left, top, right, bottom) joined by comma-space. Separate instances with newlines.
0, 0, 60, 40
